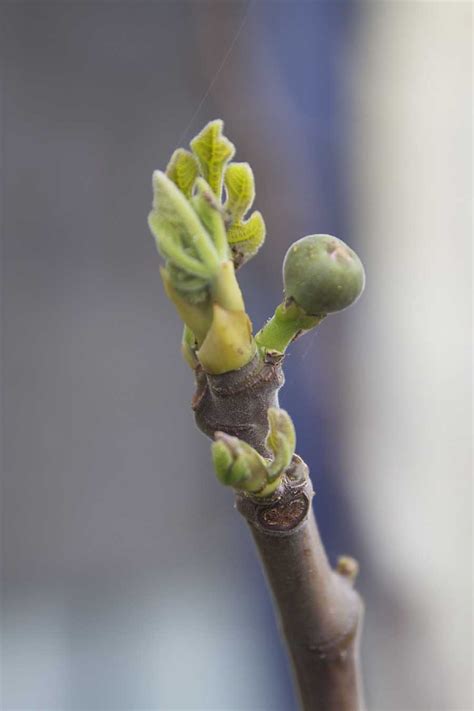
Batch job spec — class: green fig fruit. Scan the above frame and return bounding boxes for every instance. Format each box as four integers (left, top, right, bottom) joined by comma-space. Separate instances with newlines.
283, 234, 365, 315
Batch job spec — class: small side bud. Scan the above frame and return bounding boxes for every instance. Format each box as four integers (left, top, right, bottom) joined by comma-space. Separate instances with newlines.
283, 234, 365, 316
336, 556, 359, 586
212, 439, 240, 486
211, 410, 297, 497
212, 432, 268, 492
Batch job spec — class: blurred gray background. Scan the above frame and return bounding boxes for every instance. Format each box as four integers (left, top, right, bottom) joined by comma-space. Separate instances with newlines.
0, 2, 472, 710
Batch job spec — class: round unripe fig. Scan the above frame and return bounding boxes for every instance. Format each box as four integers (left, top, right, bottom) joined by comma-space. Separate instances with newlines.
283, 234, 365, 315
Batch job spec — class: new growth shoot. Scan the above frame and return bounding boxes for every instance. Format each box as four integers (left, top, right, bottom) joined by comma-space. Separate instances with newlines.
148, 119, 365, 497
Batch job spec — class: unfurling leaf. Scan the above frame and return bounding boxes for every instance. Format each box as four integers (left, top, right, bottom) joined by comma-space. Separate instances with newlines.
148, 120, 265, 374
150, 171, 220, 275
190, 120, 235, 198
265, 408, 296, 480
166, 149, 199, 198
227, 210, 266, 266
224, 162, 255, 224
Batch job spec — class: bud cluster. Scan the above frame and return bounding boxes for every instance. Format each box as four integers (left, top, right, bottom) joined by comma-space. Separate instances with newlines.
148, 120, 366, 496
148, 120, 266, 374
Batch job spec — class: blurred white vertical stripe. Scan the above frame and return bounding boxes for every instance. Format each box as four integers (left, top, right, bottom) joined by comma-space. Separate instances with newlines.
348, 2, 472, 709
2, 594, 69, 709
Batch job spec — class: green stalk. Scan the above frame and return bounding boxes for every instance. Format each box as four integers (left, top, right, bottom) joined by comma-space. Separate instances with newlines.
256, 301, 325, 354
210, 261, 245, 312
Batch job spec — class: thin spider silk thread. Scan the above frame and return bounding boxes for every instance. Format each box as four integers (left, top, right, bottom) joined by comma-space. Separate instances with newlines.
173, 0, 253, 151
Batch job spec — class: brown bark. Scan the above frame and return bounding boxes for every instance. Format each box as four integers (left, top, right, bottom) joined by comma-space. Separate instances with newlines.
193, 352, 284, 455
193, 355, 365, 710
237, 458, 365, 710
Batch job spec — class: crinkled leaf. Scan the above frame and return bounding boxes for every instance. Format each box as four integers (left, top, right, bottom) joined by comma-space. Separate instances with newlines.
166, 149, 199, 198
190, 119, 235, 198
227, 211, 266, 265
224, 162, 255, 224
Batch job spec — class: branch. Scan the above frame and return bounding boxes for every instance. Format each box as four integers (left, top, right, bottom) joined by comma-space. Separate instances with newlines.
193, 357, 365, 710
148, 120, 367, 709
193, 353, 284, 454
237, 461, 365, 711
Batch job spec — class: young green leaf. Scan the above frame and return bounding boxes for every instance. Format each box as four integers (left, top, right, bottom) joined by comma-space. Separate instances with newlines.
227, 210, 266, 266
224, 162, 255, 224
166, 148, 199, 198
190, 120, 235, 198
150, 170, 220, 276
265, 408, 296, 480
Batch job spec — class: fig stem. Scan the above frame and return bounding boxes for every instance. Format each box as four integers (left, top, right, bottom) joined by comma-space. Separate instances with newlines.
256, 300, 325, 355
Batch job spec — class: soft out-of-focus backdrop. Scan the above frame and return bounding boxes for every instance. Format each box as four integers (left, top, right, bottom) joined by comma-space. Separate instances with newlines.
0, 2, 471, 710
